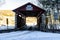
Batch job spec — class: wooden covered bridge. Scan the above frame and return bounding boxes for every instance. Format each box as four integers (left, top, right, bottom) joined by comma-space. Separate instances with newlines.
13, 2, 46, 30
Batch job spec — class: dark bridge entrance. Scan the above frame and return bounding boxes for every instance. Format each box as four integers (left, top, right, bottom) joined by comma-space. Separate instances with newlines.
13, 3, 46, 30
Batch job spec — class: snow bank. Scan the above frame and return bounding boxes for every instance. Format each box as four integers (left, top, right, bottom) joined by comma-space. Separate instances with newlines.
0, 26, 15, 30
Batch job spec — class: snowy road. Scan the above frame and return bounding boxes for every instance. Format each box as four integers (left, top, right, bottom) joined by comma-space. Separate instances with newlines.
0, 31, 60, 40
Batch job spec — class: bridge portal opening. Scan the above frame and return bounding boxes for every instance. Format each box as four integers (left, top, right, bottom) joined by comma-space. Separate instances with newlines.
26, 17, 37, 27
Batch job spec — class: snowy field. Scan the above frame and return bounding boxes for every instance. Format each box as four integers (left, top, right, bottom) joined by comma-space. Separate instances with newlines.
0, 31, 60, 40
0, 26, 15, 30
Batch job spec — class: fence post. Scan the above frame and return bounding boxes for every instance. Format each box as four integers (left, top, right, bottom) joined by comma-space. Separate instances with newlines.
6, 18, 8, 30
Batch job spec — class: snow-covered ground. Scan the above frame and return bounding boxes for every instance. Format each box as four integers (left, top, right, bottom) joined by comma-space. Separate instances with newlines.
0, 26, 15, 30
0, 31, 60, 40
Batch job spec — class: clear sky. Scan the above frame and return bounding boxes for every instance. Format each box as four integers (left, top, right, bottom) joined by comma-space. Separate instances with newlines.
0, 0, 42, 10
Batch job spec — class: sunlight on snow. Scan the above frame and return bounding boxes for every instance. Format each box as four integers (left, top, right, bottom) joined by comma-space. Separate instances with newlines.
0, 10, 15, 26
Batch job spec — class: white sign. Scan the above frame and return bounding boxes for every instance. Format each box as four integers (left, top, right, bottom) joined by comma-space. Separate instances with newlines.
0, 0, 5, 6
26, 5, 33, 10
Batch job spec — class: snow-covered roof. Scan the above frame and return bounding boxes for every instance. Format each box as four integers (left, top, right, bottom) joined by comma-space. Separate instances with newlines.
0, 0, 43, 10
